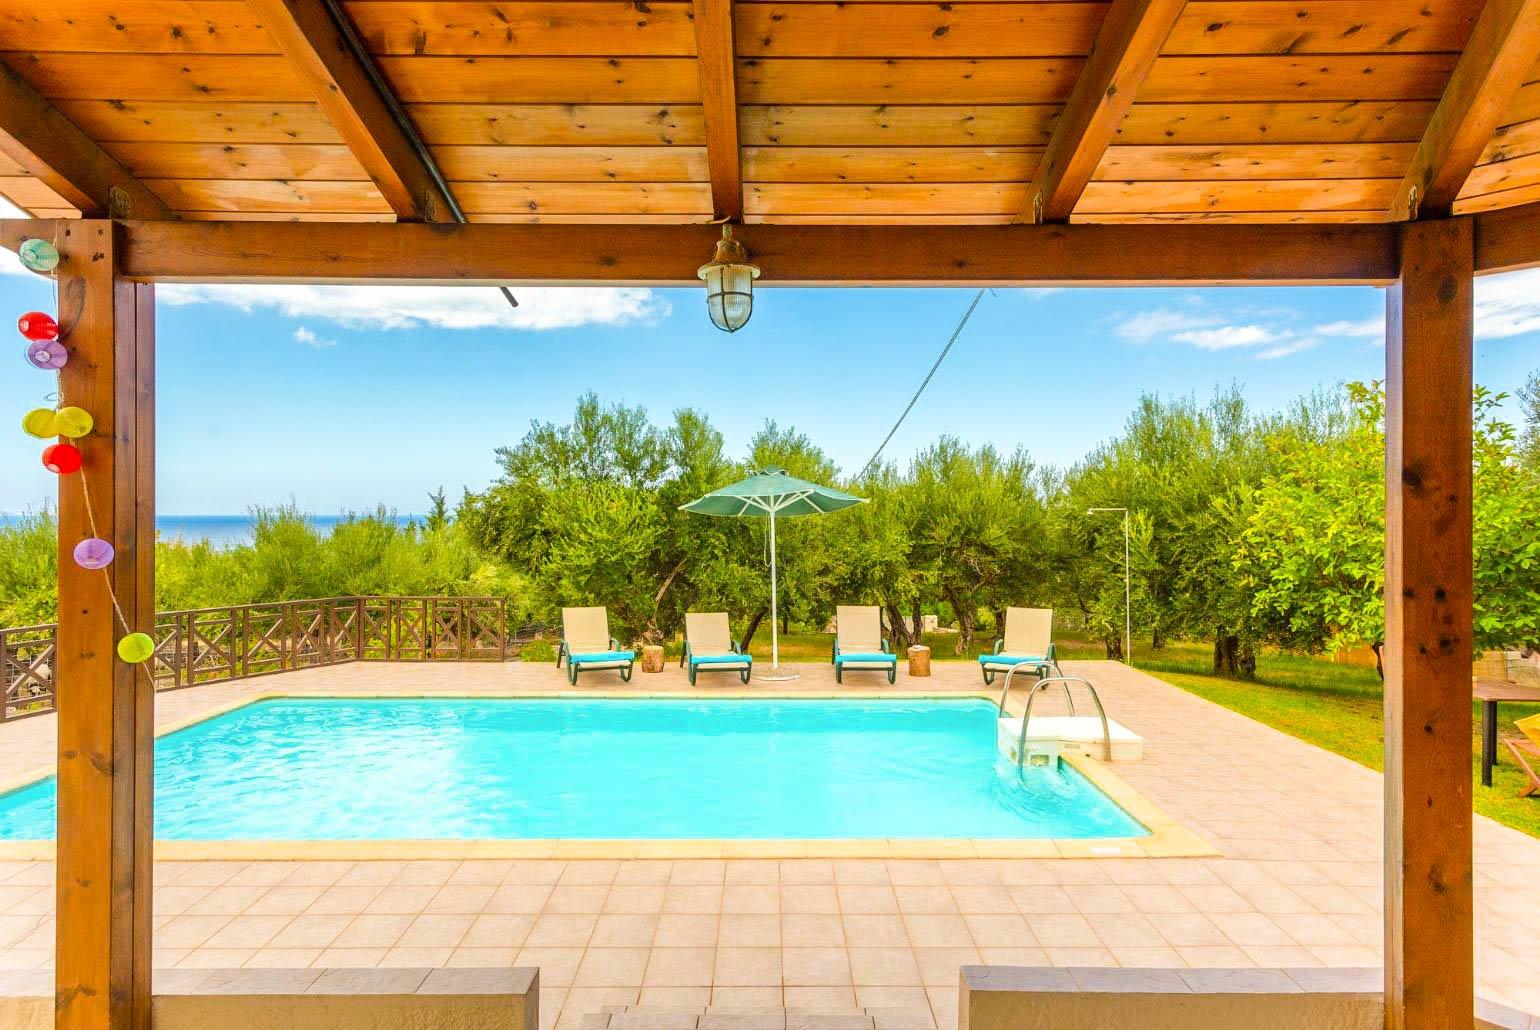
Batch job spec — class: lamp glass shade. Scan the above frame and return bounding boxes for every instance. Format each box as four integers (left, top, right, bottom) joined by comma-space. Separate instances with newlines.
117, 632, 155, 664
25, 339, 67, 370
42, 443, 82, 474
18, 239, 60, 273
74, 538, 115, 570
22, 408, 58, 439
54, 406, 93, 439
697, 231, 760, 333
17, 312, 58, 342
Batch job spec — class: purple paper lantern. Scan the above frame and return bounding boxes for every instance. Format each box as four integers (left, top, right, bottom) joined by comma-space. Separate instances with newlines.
73, 537, 115, 570
25, 339, 67, 370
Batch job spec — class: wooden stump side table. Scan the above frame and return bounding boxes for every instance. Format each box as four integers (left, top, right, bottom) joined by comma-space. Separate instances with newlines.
907, 645, 931, 678
641, 645, 665, 674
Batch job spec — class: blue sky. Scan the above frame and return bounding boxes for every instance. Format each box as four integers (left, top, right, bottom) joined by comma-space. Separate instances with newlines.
3, 215, 1538, 516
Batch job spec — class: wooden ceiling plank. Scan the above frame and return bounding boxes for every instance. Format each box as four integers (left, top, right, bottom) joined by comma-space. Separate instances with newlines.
246, 0, 452, 221
0, 0, 279, 54
694, 0, 743, 220
1078, 177, 1401, 214
1023, 0, 1185, 223
382, 57, 702, 104
0, 218, 1400, 285
409, 104, 707, 146
1473, 196, 1540, 269
735, 2, 1105, 58
1165, 0, 1482, 56
1391, 0, 1540, 218
1097, 142, 1418, 181
433, 145, 708, 183
1117, 101, 1437, 145
141, 176, 388, 212
343, 1, 697, 56
6, 54, 310, 102
102, 141, 365, 180
740, 105, 1060, 147
742, 145, 1042, 183
0, 61, 173, 217
451, 181, 713, 215
55, 100, 345, 144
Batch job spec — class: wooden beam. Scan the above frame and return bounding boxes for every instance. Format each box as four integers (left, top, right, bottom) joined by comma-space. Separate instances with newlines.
1383, 216, 1475, 1030
1474, 198, 1540, 272
52, 220, 156, 1030
0, 62, 171, 219
1391, 0, 1540, 220
246, 0, 451, 222
693, 0, 742, 221
1021, 0, 1186, 223
0, 218, 1399, 285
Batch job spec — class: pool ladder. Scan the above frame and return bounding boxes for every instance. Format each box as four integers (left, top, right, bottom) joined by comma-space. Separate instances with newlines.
996, 665, 1112, 766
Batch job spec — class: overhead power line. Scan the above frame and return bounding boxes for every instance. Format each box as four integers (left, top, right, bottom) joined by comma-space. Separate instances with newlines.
856, 288, 988, 479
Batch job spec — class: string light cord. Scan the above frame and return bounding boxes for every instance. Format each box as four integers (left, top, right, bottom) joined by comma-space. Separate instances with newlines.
855, 287, 988, 480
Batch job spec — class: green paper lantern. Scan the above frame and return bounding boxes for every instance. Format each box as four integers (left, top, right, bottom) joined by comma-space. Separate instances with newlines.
18, 239, 60, 273
54, 406, 93, 439
22, 408, 57, 439
117, 632, 155, 664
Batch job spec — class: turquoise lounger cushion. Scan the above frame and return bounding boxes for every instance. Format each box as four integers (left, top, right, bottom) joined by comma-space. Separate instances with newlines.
693, 653, 751, 665
978, 653, 1046, 666
571, 650, 634, 664
836, 652, 896, 664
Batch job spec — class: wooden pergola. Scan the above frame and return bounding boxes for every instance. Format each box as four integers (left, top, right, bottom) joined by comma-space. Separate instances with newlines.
1, 1, 1539, 1027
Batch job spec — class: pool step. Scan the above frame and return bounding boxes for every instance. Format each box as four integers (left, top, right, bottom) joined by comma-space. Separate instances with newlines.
578, 1005, 937, 1029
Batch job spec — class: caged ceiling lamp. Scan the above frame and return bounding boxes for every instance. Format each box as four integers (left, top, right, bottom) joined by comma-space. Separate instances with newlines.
697, 226, 760, 333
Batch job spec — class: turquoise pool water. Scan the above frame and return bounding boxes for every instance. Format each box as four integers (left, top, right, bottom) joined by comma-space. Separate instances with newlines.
0, 699, 1147, 840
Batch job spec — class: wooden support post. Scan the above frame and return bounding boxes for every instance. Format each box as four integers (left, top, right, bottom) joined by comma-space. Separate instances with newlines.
1383, 217, 1474, 1030
53, 220, 155, 1030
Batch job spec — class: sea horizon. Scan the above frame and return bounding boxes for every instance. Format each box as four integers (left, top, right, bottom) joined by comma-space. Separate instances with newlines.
0, 512, 423, 547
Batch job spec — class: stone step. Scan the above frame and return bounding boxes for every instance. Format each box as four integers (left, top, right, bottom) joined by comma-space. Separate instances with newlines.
578, 1005, 936, 1030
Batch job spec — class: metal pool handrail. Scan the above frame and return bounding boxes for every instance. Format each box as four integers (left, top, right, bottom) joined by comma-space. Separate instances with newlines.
1012, 674, 1113, 766
997, 660, 1074, 716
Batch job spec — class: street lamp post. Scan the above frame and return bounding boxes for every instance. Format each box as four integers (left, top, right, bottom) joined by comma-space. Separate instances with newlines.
1086, 507, 1131, 665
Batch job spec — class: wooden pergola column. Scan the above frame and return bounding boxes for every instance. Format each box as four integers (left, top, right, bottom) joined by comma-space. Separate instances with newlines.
1383, 217, 1475, 1029
53, 220, 156, 1030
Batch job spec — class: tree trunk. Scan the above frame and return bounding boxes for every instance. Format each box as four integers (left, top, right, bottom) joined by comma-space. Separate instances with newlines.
739, 608, 767, 652
885, 602, 911, 649
944, 588, 974, 655
910, 602, 924, 645
1151, 626, 1166, 651
1372, 640, 1384, 680
1104, 634, 1124, 661
991, 609, 1007, 647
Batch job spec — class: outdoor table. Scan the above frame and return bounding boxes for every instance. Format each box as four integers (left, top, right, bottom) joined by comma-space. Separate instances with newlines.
641, 645, 665, 674
907, 645, 931, 677
1474, 679, 1540, 786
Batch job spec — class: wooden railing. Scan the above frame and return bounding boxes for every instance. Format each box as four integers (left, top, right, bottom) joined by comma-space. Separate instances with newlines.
1, 596, 536, 722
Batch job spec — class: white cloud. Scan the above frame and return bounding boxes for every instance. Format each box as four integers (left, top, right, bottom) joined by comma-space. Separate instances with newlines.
1476, 268, 1540, 340
1113, 308, 1220, 343
156, 282, 670, 332
1172, 324, 1278, 351
292, 326, 336, 349
1314, 317, 1383, 339
1256, 337, 1323, 360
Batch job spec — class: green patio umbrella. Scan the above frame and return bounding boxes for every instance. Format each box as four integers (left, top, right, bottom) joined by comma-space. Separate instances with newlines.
680, 468, 865, 678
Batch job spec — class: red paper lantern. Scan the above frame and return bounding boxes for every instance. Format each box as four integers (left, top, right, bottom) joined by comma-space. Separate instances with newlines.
18, 312, 58, 341
42, 443, 82, 475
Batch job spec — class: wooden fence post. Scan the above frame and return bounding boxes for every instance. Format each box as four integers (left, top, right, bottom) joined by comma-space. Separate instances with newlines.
53, 220, 155, 1030
1383, 216, 1475, 1029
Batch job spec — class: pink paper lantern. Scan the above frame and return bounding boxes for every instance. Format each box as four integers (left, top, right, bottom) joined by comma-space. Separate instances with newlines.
25, 338, 67, 370
73, 538, 115, 570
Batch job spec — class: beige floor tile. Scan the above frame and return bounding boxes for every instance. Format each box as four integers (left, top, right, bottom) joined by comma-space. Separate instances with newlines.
1206, 912, 1297, 947
201, 914, 292, 950
447, 946, 518, 967
1087, 913, 1170, 949
331, 913, 414, 949
590, 913, 658, 947
380, 946, 454, 967
244, 947, 323, 968
781, 913, 845, 947
1045, 946, 1116, 967
559, 861, 621, 886
449, 861, 515, 886
266, 914, 352, 949
711, 985, 783, 1008
717, 913, 779, 947
1175, 945, 1254, 967
573, 947, 650, 987
904, 913, 974, 949
1240, 944, 1321, 967
670, 861, 726, 886
363, 885, 439, 915
425, 885, 496, 914
895, 886, 958, 915
782, 885, 841, 914
515, 947, 585, 986
913, 946, 980, 987
603, 886, 666, 914
713, 946, 782, 986
887, 861, 946, 886
848, 947, 922, 987
544, 885, 610, 914
654, 913, 719, 948
780, 861, 835, 885
392, 860, 462, 886
504, 861, 566, 886
1145, 913, 1229, 948
961, 914, 1031, 948
725, 860, 781, 886
856, 984, 931, 1011
841, 914, 910, 948
487, 885, 554, 914
643, 946, 716, 987
247, 886, 327, 916
183, 886, 269, 916
280, 862, 355, 887
336, 862, 407, 887
1119, 885, 1196, 915
1107, 945, 1186, 967
312, 947, 386, 968
614, 861, 674, 887
1272, 912, 1361, 947
398, 913, 474, 948
1064, 885, 1136, 915
306, 885, 383, 915
976, 946, 1049, 966
639, 985, 712, 1008
782, 946, 852, 986
839, 886, 899, 915
722, 885, 780, 914
461, 913, 535, 949
176, 948, 256, 968
833, 860, 890, 885
526, 913, 599, 948
1007, 886, 1077, 915
948, 885, 1013, 913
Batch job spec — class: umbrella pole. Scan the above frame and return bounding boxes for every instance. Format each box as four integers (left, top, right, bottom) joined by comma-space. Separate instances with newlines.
769, 506, 779, 669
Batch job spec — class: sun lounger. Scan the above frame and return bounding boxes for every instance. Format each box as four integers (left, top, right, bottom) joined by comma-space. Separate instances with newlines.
978, 606, 1061, 685
1510, 713, 1540, 798
832, 605, 897, 684
557, 606, 634, 685
681, 611, 752, 685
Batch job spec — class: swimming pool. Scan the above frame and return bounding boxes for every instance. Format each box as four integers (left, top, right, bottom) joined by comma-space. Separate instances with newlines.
0, 698, 1147, 840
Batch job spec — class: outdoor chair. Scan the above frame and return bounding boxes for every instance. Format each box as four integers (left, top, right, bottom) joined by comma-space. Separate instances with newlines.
557, 606, 634, 685
978, 606, 1062, 686
832, 605, 897, 684
1509, 713, 1540, 799
680, 612, 753, 685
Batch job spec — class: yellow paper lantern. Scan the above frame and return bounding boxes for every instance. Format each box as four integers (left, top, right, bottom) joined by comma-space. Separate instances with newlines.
54, 406, 93, 439
21, 408, 57, 439
117, 632, 155, 664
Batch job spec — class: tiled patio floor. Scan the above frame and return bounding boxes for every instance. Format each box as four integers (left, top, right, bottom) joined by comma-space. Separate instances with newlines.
0, 658, 1537, 1029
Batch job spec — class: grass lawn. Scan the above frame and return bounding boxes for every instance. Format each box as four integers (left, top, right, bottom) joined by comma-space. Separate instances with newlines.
1102, 637, 1540, 840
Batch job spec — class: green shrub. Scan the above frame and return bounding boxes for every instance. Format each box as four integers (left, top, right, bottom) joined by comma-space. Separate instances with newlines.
519, 638, 556, 663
